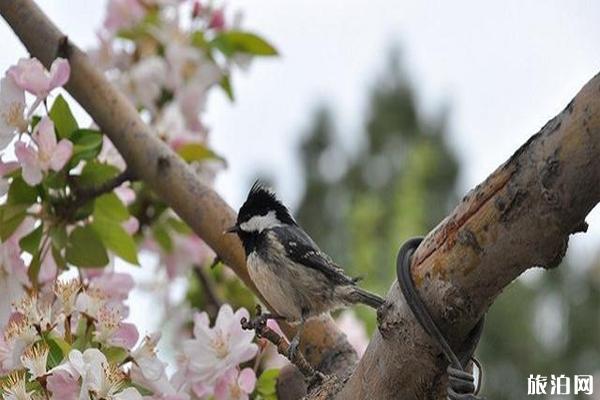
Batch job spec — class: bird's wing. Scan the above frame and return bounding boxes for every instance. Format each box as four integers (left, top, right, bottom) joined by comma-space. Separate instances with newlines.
271, 226, 356, 286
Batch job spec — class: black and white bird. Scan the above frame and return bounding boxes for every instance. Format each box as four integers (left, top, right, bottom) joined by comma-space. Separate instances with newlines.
227, 182, 384, 355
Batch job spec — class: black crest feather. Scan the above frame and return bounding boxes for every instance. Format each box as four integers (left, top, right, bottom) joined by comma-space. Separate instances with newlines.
237, 181, 297, 226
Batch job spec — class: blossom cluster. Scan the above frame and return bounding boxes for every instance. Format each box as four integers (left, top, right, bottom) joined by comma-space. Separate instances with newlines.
88, 0, 277, 283
0, 0, 283, 398
0, 273, 264, 399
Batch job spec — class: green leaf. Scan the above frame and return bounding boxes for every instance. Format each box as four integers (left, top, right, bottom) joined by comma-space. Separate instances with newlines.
7, 176, 38, 205
74, 200, 95, 221
27, 249, 42, 284
0, 204, 28, 240
212, 31, 278, 57
30, 115, 41, 130
72, 318, 92, 350
92, 216, 139, 265
19, 223, 43, 254
256, 368, 280, 399
220, 74, 234, 101
128, 381, 154, 396
43, 336, 68, 369
69, 129, 103, 166
166, 217, 193, 235
152, 224, 173, 252
49, 95, 78, 139
176, 143, 224, 163
191, 30, 207, 49
78, 161, 120, 187
65, 225, 109, 268
44, 170, 67, 189
52, 245, 67, 270
104, 346, 128, 364
94, 193, 129, 222
50, 225, 68, 250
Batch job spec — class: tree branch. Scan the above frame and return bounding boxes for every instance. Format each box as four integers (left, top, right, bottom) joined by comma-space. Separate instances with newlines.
73, 168, 133, 200
331, 74, 600, 398
0, 0, 356, 376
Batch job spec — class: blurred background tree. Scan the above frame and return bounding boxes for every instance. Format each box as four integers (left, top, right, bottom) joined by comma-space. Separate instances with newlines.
295, 51, 459, 331
254, 49, 600, 399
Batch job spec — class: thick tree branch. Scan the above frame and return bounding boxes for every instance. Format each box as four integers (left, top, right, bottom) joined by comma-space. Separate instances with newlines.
0, 0, 356, 375
332, 74, 600, 399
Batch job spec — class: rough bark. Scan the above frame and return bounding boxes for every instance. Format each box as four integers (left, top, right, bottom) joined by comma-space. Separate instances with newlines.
334, 74, 600, 399
0, 0, 356, 375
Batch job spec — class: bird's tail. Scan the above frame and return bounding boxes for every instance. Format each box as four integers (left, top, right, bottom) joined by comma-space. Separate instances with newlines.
352, 287, 385, 309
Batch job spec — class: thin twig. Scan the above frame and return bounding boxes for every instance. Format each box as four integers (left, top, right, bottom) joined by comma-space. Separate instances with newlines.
73, 169, 133, 202
55, 169, 134, 220
193, 265, 222, 316
241, 305, 325, 382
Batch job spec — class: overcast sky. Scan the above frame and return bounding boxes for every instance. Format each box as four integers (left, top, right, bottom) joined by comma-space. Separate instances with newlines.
1, 1, 599, 260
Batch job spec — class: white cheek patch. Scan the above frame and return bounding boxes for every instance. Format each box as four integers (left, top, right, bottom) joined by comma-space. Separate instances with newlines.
240, 210, 281, 232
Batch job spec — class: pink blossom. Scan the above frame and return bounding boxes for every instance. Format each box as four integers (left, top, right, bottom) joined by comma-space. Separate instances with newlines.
99, 136, 127, 171
104, 0, 146, 33
50, 348, 106, 399
123, 56, 168, 112
38, 249, 58, 284
165, 233, 213, 279
0, 76, 27, 149
131, 343, 188, 400
92, 305, 139, 349
115, 185, 136, 205
7, 57, 70, 100
131, 333, 166, 382
47, 370, 80, 400
112, 322, 140, 349
192, 1, 203, 18
51, 348, 143, 400
208, 9, 225, 30
15, 116, 73, 186
257, 319, 288, 369
180, 305, 258, 386
1, 318, 38, 371
122, 216, 140, 235
89, 271, 134, 302
213, 368, 256, 400
0, 221, 32, 329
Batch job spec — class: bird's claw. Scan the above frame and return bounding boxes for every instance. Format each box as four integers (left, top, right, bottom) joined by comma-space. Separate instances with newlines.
288, 335, 301, 363
240, 304, 285, 335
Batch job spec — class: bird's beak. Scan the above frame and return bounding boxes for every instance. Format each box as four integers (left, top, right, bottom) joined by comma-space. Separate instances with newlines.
225, 225, 240, 234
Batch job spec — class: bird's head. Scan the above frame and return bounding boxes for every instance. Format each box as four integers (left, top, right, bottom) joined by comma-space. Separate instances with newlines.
226, 182, 296, 238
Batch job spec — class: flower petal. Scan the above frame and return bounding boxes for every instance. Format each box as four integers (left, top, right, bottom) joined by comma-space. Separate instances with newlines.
15, 141, 42, 186
46, 370, 79, 400
0, 159, 18, 176
48, 58, 71, 90
38, 250, 58, 283
7, 58, 51, 97
214, 304, 234, 331
0, 76, 26, 142
49, 139, 73, 171
238, 368, 257, 394
122, 216, 139, 235
34, 117, 57, 157
110, 322, 139, 349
